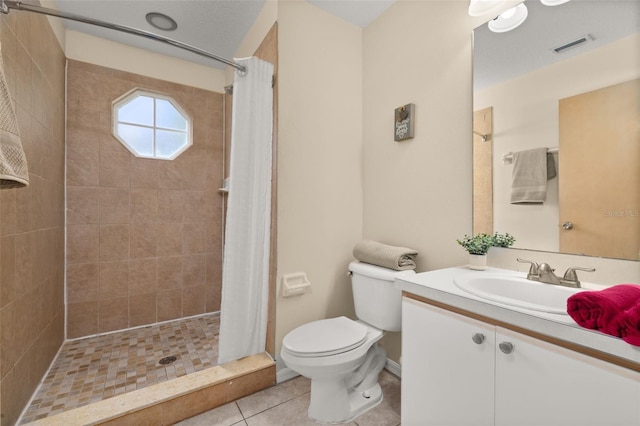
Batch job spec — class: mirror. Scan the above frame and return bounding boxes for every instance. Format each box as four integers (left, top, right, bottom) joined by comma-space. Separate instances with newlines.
472, 0, 639, 261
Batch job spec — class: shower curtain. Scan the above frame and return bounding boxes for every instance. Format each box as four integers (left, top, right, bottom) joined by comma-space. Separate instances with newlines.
218, 57, 274, 364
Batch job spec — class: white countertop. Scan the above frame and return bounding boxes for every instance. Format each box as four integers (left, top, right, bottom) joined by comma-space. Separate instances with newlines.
395, 266, 640, 366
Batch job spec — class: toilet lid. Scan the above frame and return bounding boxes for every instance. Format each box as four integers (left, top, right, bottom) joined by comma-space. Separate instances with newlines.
282, 317, 368, 357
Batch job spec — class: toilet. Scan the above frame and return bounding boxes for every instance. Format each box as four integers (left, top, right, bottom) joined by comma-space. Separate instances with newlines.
280, 261, 415, 423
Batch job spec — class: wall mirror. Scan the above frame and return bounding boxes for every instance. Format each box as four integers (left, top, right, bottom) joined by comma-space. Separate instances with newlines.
472, 0, 639, 261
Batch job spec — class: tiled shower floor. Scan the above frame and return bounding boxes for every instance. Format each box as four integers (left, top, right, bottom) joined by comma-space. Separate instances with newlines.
20, 313, 220, 424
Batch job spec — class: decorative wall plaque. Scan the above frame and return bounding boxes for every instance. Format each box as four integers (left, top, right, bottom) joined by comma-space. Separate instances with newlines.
394, 103, 415, 141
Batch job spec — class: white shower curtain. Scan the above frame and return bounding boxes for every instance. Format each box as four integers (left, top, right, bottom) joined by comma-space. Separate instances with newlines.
218, 57, 274, 364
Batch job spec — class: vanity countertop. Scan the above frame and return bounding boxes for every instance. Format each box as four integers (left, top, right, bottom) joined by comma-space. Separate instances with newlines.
395, 266, 640, 368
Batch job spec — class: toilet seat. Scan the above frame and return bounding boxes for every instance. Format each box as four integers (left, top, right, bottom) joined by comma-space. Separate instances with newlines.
282, 317, 368, 357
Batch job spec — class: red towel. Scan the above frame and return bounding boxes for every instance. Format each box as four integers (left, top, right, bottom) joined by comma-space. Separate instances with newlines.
567, 284, 640, 345
621, 303, 640, 346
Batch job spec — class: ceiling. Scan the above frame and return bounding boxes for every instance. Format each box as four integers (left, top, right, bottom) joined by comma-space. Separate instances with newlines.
474, 0, 639, 90
52, 0, 396, 70
30, 0, 640, 80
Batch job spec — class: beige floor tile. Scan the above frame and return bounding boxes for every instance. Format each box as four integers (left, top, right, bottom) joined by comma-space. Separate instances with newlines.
245, 393, 354, 426
352, 370, 401, 426
236, 375, 311, 418
175, 402, 244, 426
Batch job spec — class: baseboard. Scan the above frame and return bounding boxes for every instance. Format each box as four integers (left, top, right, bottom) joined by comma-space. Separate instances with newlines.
276, 367, 300, 384
385, 358, 401, 378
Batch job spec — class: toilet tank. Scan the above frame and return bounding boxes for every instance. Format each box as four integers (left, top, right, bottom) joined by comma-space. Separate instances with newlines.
348, 261, 416, 332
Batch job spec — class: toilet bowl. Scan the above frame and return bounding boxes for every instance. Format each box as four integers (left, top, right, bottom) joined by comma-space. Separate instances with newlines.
280, 262, 415, 423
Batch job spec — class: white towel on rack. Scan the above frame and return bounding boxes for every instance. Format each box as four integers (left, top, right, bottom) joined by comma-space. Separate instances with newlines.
510, 148, 548, 204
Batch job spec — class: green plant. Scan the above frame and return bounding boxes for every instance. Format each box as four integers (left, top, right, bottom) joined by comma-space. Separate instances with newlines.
457, 232, 516, 255
492, 232, 516, 248
456, 233, 494, 255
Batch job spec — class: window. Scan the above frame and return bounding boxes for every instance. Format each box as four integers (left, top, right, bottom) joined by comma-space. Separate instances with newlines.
112, 89, 192, 160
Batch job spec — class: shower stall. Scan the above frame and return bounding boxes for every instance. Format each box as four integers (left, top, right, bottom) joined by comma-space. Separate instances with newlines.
0, 2, 277, 424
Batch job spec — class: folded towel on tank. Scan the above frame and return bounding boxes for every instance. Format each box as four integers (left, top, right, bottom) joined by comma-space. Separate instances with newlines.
352, 240, 418, 271
567, 284, 640, 346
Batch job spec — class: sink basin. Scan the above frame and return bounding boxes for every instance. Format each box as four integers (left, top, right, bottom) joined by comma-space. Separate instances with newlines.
453, 273, 584, 314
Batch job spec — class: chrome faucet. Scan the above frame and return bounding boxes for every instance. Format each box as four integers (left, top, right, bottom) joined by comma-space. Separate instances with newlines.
516, 258, 595, 288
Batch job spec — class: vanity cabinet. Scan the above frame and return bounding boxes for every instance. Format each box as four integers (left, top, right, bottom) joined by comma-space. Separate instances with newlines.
402, 297, 640, 426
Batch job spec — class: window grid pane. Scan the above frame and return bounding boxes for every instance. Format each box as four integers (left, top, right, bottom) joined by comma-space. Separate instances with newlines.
114, 90, 191, 160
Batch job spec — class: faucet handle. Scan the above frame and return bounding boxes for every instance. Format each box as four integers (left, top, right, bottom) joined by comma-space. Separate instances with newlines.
517, 258, 539, 277
563, 266, 595, 282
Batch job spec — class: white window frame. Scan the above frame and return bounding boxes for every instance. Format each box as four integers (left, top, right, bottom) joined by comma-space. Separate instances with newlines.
112, 88, 192, 160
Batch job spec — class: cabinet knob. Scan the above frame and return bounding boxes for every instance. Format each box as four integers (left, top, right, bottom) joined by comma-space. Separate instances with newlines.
471, 333, 485, 344
499, 341, 514, 354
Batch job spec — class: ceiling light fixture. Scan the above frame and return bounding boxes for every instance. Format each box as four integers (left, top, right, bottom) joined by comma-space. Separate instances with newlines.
468, 0, 504, 17
145, 12, 178, 32
488, 3, 528, 33
540, 0, 571, 5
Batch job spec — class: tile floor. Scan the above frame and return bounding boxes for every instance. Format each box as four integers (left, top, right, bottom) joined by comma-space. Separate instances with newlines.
21, 313, 220, 424
176, 369, 401, 426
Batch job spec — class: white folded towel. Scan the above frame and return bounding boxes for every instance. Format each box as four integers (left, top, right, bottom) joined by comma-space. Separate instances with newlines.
0, 47, 28, 189
353, 240, 418, 271
510, 148, 548, 204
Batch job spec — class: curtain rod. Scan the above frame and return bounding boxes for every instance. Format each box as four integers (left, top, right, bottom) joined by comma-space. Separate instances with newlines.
0, 0, 247, 74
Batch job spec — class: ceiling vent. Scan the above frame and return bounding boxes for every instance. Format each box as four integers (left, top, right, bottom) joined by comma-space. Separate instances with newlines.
552, 34, 594, 54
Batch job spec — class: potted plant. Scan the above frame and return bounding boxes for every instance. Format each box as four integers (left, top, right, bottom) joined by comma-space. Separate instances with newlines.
492, 232, 516, 248
457, 232, 515, 270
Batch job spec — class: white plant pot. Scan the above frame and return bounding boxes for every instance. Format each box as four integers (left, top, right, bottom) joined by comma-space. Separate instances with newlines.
468, 254, 487, 270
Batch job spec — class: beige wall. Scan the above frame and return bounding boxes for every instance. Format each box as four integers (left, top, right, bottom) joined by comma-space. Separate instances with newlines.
362, 1, 481, 361
65, 30, 227, 93
475, 34, 640, 253
275, 0, 364, 361
65, 60, 224, 338
0, 8, 66, 425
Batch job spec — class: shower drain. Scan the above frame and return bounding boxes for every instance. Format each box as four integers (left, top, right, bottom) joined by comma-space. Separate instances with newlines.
158, 355, 178, 365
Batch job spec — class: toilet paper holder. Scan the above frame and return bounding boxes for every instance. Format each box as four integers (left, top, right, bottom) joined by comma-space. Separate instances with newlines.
281, 272, 311, 297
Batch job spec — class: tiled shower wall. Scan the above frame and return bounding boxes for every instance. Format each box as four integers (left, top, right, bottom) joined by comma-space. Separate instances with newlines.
66, 60, 224, 339
0, 9, 67, 426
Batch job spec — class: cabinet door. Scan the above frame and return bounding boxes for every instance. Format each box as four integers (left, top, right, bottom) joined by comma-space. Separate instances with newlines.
402, 298, 495, 426
495, 327, 640, 426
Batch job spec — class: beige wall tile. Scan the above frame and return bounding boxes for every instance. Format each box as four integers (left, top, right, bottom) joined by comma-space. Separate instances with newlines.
129, 258, 157, 295
157, 289, 182, 322
67, 146, 99, 186
182, 285, 205, 317
130, 224, 158, 259
100, 149, 130, 188
99, 187, 130, 224
130, 189, 158, 224
157, 223, 183, 257
66, 263, 99, 303
157, 256, 183, 290
67, 302, 98, 338
0, 236, 16, 308
0, 12, 66, 420
99, 296, 129, 333
157, 190, 183, 223
131, 157, 159, 189
183, 222, 205, 255
0, 190, 17, 236
99, 224, 130, 261
183, 254, 206, 288
129, 292, 157, 327
66, 61, 224, 338
67, 186, 100, 224
99, 261, 129, 300
67, 225, 99, 264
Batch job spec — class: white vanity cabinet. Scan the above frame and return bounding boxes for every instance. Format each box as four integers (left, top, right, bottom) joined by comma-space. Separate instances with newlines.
402, 297, 640, 426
